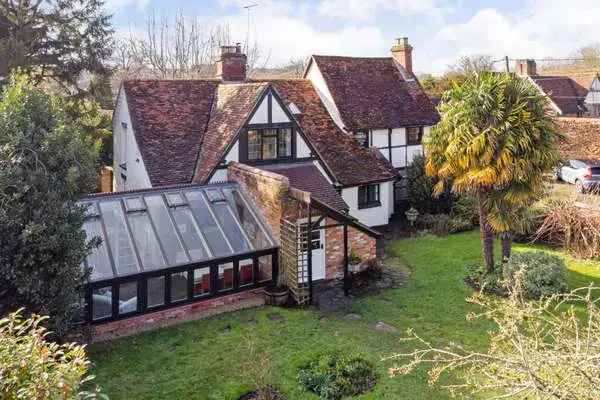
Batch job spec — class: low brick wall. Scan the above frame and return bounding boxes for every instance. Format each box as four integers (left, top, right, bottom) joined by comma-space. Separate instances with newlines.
93, 288, 265, 342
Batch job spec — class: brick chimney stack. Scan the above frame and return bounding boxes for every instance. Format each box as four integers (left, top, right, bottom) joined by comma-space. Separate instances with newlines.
216, 43, 247, 81
515, 59, 537, 76
391, 37, 413, 74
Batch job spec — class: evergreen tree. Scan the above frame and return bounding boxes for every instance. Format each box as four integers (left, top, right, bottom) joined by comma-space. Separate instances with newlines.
0, 0, 113, 98
0, 75, 99, 337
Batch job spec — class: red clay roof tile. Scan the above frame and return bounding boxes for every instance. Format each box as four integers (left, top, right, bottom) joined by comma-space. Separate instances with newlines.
310, 56, 439, 131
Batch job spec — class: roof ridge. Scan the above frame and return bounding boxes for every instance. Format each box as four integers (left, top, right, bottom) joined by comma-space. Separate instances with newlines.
312, 54, 393, 60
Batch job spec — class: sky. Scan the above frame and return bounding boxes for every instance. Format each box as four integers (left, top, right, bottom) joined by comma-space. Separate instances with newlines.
106, 0, 600, 75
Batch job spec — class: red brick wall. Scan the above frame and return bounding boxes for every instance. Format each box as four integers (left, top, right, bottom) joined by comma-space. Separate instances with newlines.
217, 53, 247, 81
324, 218, 377, 279
93, 289, 264, 342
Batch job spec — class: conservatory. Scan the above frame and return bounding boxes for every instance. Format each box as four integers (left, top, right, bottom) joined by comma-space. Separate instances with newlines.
80, 183, 278, 324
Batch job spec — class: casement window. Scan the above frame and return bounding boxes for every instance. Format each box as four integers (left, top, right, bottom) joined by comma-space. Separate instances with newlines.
354, 130, 369, 148
248, 128, 292, 161
358, 184, 381, 209
406, 127, 423, 146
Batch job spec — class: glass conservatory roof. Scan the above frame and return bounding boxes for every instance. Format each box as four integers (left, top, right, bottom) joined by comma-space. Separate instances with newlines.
80, 183, 277, 283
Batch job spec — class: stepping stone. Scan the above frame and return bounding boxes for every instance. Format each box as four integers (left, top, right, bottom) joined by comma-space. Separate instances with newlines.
346, 313, 362, 320
267, 313, 284, 321
373, 321, 398, 333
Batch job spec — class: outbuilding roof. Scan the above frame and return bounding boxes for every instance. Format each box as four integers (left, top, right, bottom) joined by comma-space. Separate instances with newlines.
262, 162, 349, 212
308, 55, 440, 131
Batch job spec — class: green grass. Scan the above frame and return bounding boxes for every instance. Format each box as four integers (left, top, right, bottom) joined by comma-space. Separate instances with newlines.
88, 231, 600, 400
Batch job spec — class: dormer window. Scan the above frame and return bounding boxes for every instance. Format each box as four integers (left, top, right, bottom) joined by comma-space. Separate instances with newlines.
248, 128, 292, 161
354, 130, 369, 148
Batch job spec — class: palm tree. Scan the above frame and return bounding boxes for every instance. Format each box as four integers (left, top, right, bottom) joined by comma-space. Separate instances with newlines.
425, 72, 563, 273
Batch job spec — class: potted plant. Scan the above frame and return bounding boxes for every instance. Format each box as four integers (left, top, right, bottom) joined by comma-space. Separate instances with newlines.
264, 267, 289, 307
348, 250, 362, 273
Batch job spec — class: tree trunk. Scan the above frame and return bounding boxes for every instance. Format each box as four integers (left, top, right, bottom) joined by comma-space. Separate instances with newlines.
500, 231, 512, 263
477, 190, 495, 273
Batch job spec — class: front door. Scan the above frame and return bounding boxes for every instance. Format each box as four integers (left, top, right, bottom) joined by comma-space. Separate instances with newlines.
298, 219, 326, 282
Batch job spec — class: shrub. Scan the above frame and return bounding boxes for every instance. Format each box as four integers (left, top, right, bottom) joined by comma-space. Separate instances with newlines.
502, 251, 568, 299
0, 76, 99, 337
419, 213, 473, 236
535, 199, 600, 259
298, 352, 377, 400
451, 195, 479, 226
406, 155, 452, 214
512, 204, 546, 244
0, 310, 105, 399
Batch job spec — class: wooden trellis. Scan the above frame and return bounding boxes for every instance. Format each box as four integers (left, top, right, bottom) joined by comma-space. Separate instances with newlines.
280, 218, 309, 305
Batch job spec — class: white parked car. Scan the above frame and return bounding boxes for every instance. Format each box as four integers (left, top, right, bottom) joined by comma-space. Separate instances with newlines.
557, 159, 600, 193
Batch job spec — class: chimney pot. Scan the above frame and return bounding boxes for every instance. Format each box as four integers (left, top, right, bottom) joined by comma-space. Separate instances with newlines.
391, 37, 413, 75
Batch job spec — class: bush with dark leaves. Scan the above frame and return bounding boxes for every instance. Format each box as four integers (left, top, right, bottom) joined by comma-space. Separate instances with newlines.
298, 353, 377, 400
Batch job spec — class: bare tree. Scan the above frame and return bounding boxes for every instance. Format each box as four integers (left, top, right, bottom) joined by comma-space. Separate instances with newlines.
450, 54, 495, 75
115, 11, 267, 80
386, 276, 600, 399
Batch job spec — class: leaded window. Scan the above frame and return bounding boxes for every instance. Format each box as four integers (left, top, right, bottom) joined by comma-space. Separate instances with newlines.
247, 128, 292, 160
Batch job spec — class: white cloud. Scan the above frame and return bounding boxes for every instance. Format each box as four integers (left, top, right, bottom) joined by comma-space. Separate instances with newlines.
214, 1, 387, 66
104, 0, 150, 12
430, 0, 600, 74
317, 0, 438, 21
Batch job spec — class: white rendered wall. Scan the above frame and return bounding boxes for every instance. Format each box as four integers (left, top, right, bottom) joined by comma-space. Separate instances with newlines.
113, 90, 151, 191
271, 97, 291, 123
249, 96, 269, 124
297, 132, 311, 158
342, 181, 393, 227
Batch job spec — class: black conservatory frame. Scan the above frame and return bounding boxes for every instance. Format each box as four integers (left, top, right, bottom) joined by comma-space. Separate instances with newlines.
86, 247, 278, 324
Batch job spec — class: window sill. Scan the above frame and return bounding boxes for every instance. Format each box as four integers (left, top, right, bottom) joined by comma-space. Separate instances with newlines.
358, 201, 381, 210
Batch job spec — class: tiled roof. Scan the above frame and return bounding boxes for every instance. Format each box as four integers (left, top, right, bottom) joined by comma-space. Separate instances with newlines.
310, 55, 439, 131
123, 80, 218, 186
262, 163, 349, 212
192, 82, 269, 183
556, 117, 600, 160
269, 79, 398, 186
530, 75, 588, 115
123, 78, 398, 189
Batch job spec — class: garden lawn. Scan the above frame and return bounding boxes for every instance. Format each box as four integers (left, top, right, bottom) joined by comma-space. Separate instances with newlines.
88, 231, 600, 400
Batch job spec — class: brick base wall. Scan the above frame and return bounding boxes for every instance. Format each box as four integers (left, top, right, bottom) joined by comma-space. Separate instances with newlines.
325, 218, 377, 279
92, 289, 265, 342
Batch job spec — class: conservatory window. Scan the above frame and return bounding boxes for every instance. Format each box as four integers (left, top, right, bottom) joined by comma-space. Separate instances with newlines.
218, 262, 234, 291
147, 276, 165, 308
92, 287, 113, 320
170, 271, 188, 302
193, 267, 211, 297
239, 259, 254, 287
118, 282, 138, 315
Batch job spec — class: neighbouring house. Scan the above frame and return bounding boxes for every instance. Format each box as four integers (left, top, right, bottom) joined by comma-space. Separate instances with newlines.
89, 39, 437, 337
515, 59, 589, 117
584, 74, 600, 118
